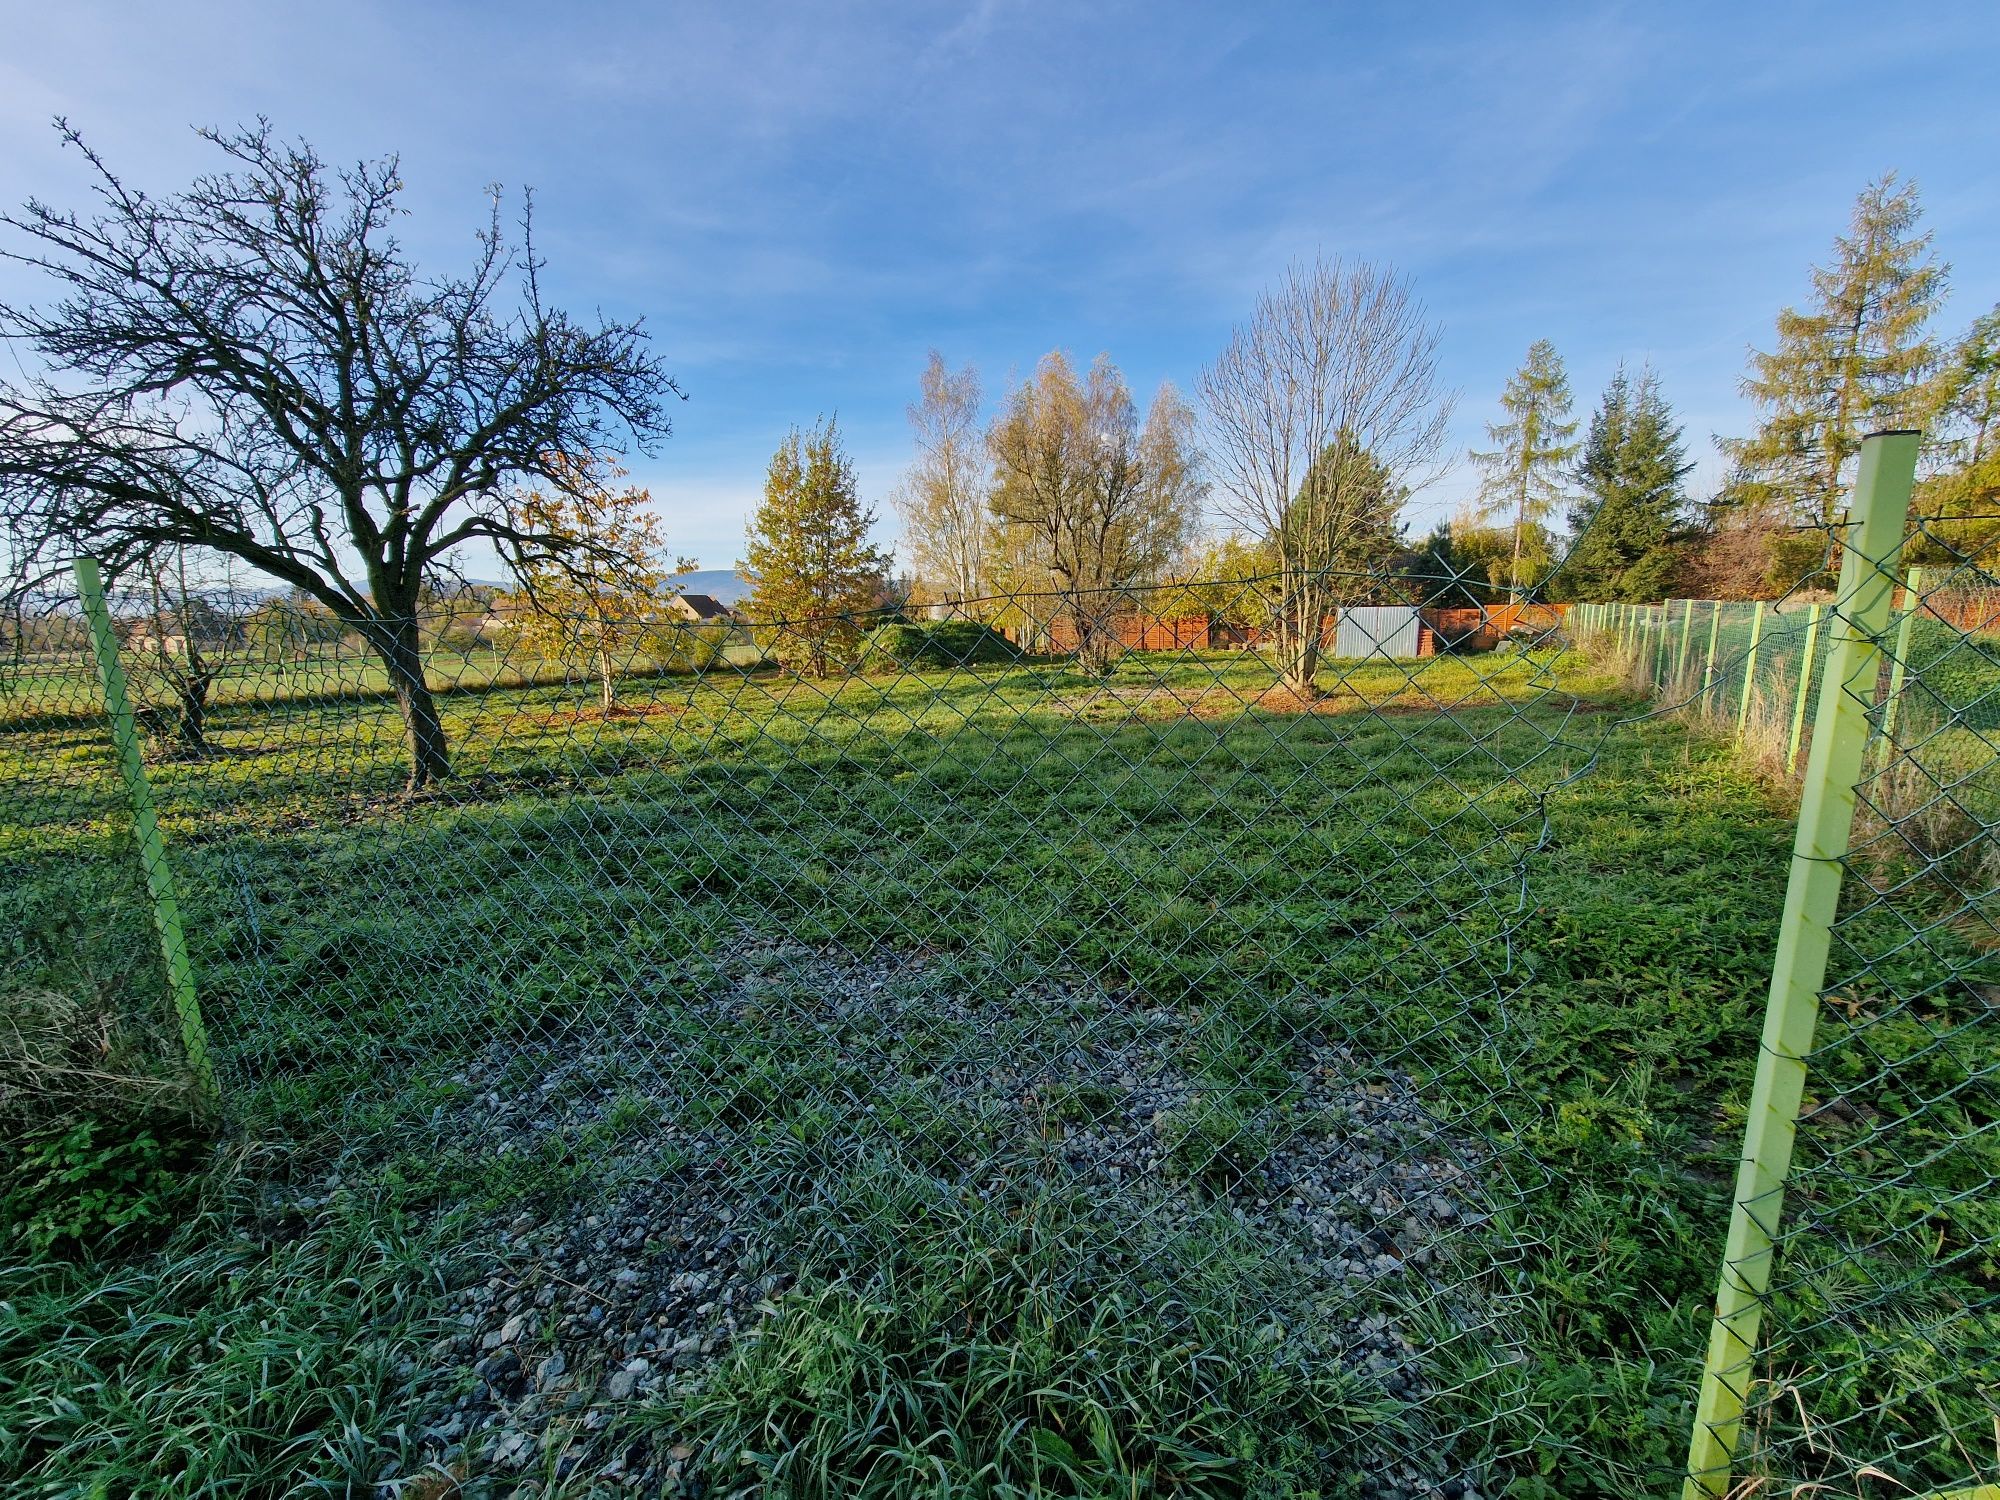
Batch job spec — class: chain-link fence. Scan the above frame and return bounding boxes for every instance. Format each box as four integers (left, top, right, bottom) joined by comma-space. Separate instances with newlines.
1570, 437, 1999, 1500
5, 473, 1995, 1494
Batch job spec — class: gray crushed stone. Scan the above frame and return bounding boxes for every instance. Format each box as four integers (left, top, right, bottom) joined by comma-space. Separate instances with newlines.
362, 946, 1500, 1499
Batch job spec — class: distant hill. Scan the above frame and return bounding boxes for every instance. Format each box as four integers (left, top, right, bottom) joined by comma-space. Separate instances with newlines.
675, 569, 750, 605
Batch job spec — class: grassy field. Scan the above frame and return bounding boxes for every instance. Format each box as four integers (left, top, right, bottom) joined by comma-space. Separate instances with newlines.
1, 643, 1993, 1498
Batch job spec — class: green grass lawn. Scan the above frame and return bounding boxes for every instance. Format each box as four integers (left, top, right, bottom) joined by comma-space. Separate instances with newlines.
1, 644, 1993, 1498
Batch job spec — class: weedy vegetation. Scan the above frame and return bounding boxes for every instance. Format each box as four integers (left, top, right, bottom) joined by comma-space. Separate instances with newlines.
1, 639, 1993, 1499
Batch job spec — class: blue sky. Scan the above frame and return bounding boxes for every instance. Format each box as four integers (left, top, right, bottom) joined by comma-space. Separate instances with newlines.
3, 1, 1997, 573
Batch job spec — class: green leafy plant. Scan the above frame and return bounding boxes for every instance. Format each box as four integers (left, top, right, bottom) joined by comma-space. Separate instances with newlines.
1156, 1093, 1271, 1189
1, 1114, 203, 1256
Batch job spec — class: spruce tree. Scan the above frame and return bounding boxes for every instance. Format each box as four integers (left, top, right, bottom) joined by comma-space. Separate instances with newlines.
1400, 520, 1492, 607
1723, 173, 1947, 582
1470, 339, 1579, 596
1564, 367, 1694, 601
1287, 432, 1407, 579
742, 419, 893, 678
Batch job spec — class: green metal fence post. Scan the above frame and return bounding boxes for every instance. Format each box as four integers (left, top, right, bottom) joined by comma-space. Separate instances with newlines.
1737, 602, 1766, 738
1682, 431, 1919, 1500
1702, 600, 1723, 703
73, 556, 218, 1104
1785, 604, 1823, 772
1873, 565, 1926, 771
1676, 597, 1697, 683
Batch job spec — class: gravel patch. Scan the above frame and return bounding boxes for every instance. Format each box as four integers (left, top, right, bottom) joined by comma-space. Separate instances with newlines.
367, 946, 1502, 1499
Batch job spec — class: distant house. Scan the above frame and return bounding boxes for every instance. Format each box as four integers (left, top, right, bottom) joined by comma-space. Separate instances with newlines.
120, 611, 243, 657
666, 593, 740, 624
480, 589, 743, 634
478, 599, 531, 636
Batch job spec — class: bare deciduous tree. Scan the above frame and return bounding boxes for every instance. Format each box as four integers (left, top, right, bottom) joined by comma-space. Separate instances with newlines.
1199, 258, 1451, 698
988, 352, 1202, 674
0, 122, 681, 788
123, 548, 250, 755
894, 352, 988, 611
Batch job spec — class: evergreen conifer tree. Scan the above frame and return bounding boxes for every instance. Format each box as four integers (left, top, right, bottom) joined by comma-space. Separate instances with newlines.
1916, 305, 2000, 566
1722, 174, 1946, 583
742, 419, 893, 678
1470, 339, 1579, 596
1564, 367, 1694, 601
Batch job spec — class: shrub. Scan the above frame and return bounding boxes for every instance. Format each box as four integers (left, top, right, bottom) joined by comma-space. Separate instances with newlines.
0, 988, 209, 1257
1155, 1093, 1271, 1189
433, 624, 489, 658
859, 620, 1020, 673
646, 621, 732, 674
1, 1116, 204, 1255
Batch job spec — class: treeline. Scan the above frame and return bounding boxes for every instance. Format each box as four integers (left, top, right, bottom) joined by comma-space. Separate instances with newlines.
1459, 173, 1995, 602
888, 260, 1451, 698
7, 119, 1990, 787
885, 172, 1997, 624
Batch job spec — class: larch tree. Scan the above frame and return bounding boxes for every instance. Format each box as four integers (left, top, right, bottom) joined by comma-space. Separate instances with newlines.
987, 352, 1203, 675
1563, 367, 1694, 602
1722, 173, 1946, 584
1470, 339, 1578, 598
1200, 258, 1449, 698
510, 457, 694, 713
0, 122, 680, 789
741, 419, 892, 678
894, 352, 988, 610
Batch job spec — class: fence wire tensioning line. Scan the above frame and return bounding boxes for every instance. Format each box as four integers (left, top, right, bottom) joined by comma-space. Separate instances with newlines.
5, 526, 1995, 1497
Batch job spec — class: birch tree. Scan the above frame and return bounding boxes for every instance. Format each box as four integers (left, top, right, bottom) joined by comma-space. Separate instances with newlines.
895, 352, 988, 610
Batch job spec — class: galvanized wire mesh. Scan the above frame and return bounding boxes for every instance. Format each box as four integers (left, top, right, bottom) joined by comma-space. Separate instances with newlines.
1766, 528, 1999, 1499
1573, 525, 2000, 1499
5, 554, 1995, 1498
7, 572, 1591, 1496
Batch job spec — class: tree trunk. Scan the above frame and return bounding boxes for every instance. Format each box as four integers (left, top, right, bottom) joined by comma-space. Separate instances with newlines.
1281, 630, 1321, 699
176, 670, 214, 754
1068, 588, 1117, 676
1278, 572, 1323, 699
375, 616, 451, 790
599, 643, 617, 713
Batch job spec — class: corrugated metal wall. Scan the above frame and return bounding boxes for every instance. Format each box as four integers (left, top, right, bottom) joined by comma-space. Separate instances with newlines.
1331, 606, 1424, 659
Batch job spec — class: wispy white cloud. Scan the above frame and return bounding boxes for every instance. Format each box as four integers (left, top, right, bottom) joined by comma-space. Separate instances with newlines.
3, 0, 1996, 562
